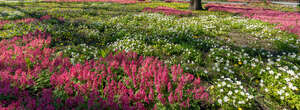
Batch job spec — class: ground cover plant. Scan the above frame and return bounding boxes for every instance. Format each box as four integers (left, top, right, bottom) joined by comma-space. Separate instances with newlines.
205, 3, 300, 36
0, 1, 300, 110
44, 0, 137, 4
142, 6, 192, 15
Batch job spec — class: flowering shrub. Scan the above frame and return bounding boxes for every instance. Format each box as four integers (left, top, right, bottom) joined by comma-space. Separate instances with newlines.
142, 6, 192, 16
0, 30, 208, 109
205, 3, 300, 36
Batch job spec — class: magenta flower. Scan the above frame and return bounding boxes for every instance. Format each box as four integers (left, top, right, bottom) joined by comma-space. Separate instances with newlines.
205, 3, 300, 36
0, 30, 209, 109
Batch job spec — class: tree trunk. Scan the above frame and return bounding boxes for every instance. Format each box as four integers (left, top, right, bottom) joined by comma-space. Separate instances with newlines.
190, 0, 203, 10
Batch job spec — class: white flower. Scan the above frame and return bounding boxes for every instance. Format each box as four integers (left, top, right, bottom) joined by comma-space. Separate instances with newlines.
283, 86, 286, 90
240, 92, 245, 96
235, 90, 239, 93
287, 70, 295, 76
277, 90, 284, 95
248, 95, 254, 99
259, 83, 264, 87
222, 81, 226, 86
265, 88, 269, 92
220, 89, 224, 92
251, 63, 256, 67
280, 96, 284, 100
243, 60, 247, 64
291, 86, 297, 91
276, 58, 280, 61
238, 101, 245, 104
236, 81, 241, 85
224, 96, 229, 102
218, 99, 222, 104
228, 91, 233, 95
285, 93, 289, 96
269, 70, 274, 75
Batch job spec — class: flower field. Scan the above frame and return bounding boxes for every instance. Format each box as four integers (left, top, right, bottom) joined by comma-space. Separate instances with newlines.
205, 3, 300, 36
0, 1, 299, 110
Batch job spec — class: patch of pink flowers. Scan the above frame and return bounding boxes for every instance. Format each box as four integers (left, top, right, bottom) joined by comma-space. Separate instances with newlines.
205, 3, 300, 36
0, 30, 208, 109
0, 15, 57, 28
44, 0, 136, 4
143, 6, 192, 16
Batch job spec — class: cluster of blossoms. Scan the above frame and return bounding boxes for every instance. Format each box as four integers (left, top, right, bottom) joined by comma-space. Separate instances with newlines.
210, 77, 254, 109
142, 7, 192, 16
207, 45, 300, 109
62, 44, 102, 64
0, 15, 51, 27
0, 11, 25, 20
205, 3, 300, 36
109, 13, 297, 45
0, 30, 57, 109
208, 46, 265, 78
109, 36, 204, 74
0, 30, 208, 109
44, 0, 136, 4
0, 15, 64, 29
258, 62, 300, 109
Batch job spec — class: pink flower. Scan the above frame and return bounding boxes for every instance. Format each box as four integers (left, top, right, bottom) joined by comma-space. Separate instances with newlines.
205, 3, 300, 36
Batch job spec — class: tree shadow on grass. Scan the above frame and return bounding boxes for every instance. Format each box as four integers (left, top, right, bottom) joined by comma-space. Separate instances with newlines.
0, 2, 141, 47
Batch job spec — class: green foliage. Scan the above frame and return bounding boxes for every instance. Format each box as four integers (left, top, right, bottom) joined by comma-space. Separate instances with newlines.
1, 1, 300, 109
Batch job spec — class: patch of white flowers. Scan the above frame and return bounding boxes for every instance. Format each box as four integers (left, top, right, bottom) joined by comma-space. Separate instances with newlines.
0, 10, 25, 19
63, 44, 100, 64
211, 77, 254, 108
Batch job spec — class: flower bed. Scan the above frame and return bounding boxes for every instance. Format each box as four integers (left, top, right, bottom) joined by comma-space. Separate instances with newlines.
205, 3, 300, 36
0, 30, 208, 109
164, 0, 190, 3
0, 15, 57, 28
44, 0, 137, 4
143, 6, 192, 15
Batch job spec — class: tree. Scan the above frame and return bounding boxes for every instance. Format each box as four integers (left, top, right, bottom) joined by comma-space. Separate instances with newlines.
190, 0, 203, 10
